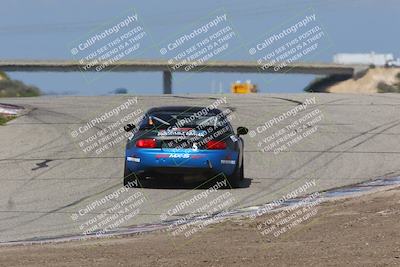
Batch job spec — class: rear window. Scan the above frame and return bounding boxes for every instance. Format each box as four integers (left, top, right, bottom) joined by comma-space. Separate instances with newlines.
138, 110, 230, 130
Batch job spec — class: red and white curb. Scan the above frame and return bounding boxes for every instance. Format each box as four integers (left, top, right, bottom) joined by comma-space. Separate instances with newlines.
0, 103, 24, 115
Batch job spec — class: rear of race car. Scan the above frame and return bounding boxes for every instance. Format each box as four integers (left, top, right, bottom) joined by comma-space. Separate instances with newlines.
123, 107, 244, 187
125, 127, 239, 180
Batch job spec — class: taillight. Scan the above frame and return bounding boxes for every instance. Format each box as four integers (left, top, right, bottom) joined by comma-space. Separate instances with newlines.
206, 140, 227, 149
136, 139, 157, 148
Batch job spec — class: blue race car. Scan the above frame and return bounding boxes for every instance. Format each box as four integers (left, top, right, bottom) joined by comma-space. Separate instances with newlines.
123, 106, 248, 188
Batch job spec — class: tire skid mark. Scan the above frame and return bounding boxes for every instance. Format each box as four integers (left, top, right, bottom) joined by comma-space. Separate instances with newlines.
238, 118, 400, 207
1, 175, 399, 246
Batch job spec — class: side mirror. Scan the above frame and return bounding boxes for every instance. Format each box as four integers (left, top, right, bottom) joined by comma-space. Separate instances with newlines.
237, 126, 248, 136
124, 124, 136, 132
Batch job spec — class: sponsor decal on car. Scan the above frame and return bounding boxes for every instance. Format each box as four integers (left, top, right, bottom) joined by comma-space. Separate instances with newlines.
169, 153, 190, 158
127, 156, 140, 162
155, 153, 206, 159
155, 154, 169, 159
157, 128, 207, 137
221, 159, 236, 164
230, 135, 238, 142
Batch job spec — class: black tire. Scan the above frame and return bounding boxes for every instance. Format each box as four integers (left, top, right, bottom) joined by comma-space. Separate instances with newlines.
123, 161, 140, 188
240, 158, 244, 181
228, 158, 243, 188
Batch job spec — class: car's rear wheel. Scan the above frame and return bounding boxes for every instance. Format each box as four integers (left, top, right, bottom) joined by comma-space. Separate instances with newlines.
123, 161, 141, 187
227, 158, 243, 188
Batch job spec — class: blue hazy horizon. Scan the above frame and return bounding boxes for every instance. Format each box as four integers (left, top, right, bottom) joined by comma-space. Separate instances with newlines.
0, 0, 398, 95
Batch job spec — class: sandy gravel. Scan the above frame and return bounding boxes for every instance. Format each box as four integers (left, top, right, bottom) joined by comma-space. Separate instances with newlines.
328, 67, 400, 93
1, 186, 400, 267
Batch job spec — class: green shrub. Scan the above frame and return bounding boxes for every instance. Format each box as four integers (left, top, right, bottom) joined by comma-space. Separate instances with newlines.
378, 73, 400, 93
377, 81, 400, 93
0, 115, 16, 125
0, 79, 41, 97
0, 71, 10, 81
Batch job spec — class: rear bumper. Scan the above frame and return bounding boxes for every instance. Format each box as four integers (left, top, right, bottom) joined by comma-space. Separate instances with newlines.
125, 148, 238, 176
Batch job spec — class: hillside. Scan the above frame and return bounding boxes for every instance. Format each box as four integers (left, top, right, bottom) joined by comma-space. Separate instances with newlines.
0, 71, 41, 97
305, 68, 400, 93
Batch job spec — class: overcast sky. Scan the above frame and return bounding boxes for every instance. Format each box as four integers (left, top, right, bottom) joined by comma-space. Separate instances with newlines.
0, 0, 398, 95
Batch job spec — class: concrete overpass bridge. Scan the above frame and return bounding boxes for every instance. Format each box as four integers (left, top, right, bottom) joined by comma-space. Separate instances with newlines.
0, 60, 368, 94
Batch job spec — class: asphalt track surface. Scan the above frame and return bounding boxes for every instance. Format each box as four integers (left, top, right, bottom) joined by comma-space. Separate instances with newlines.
1, 93, 400, 243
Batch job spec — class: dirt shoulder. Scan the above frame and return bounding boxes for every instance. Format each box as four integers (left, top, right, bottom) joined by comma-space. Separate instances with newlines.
327, 68, 400, 93
305, 67, 400, 93
1, 187, 400, 267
